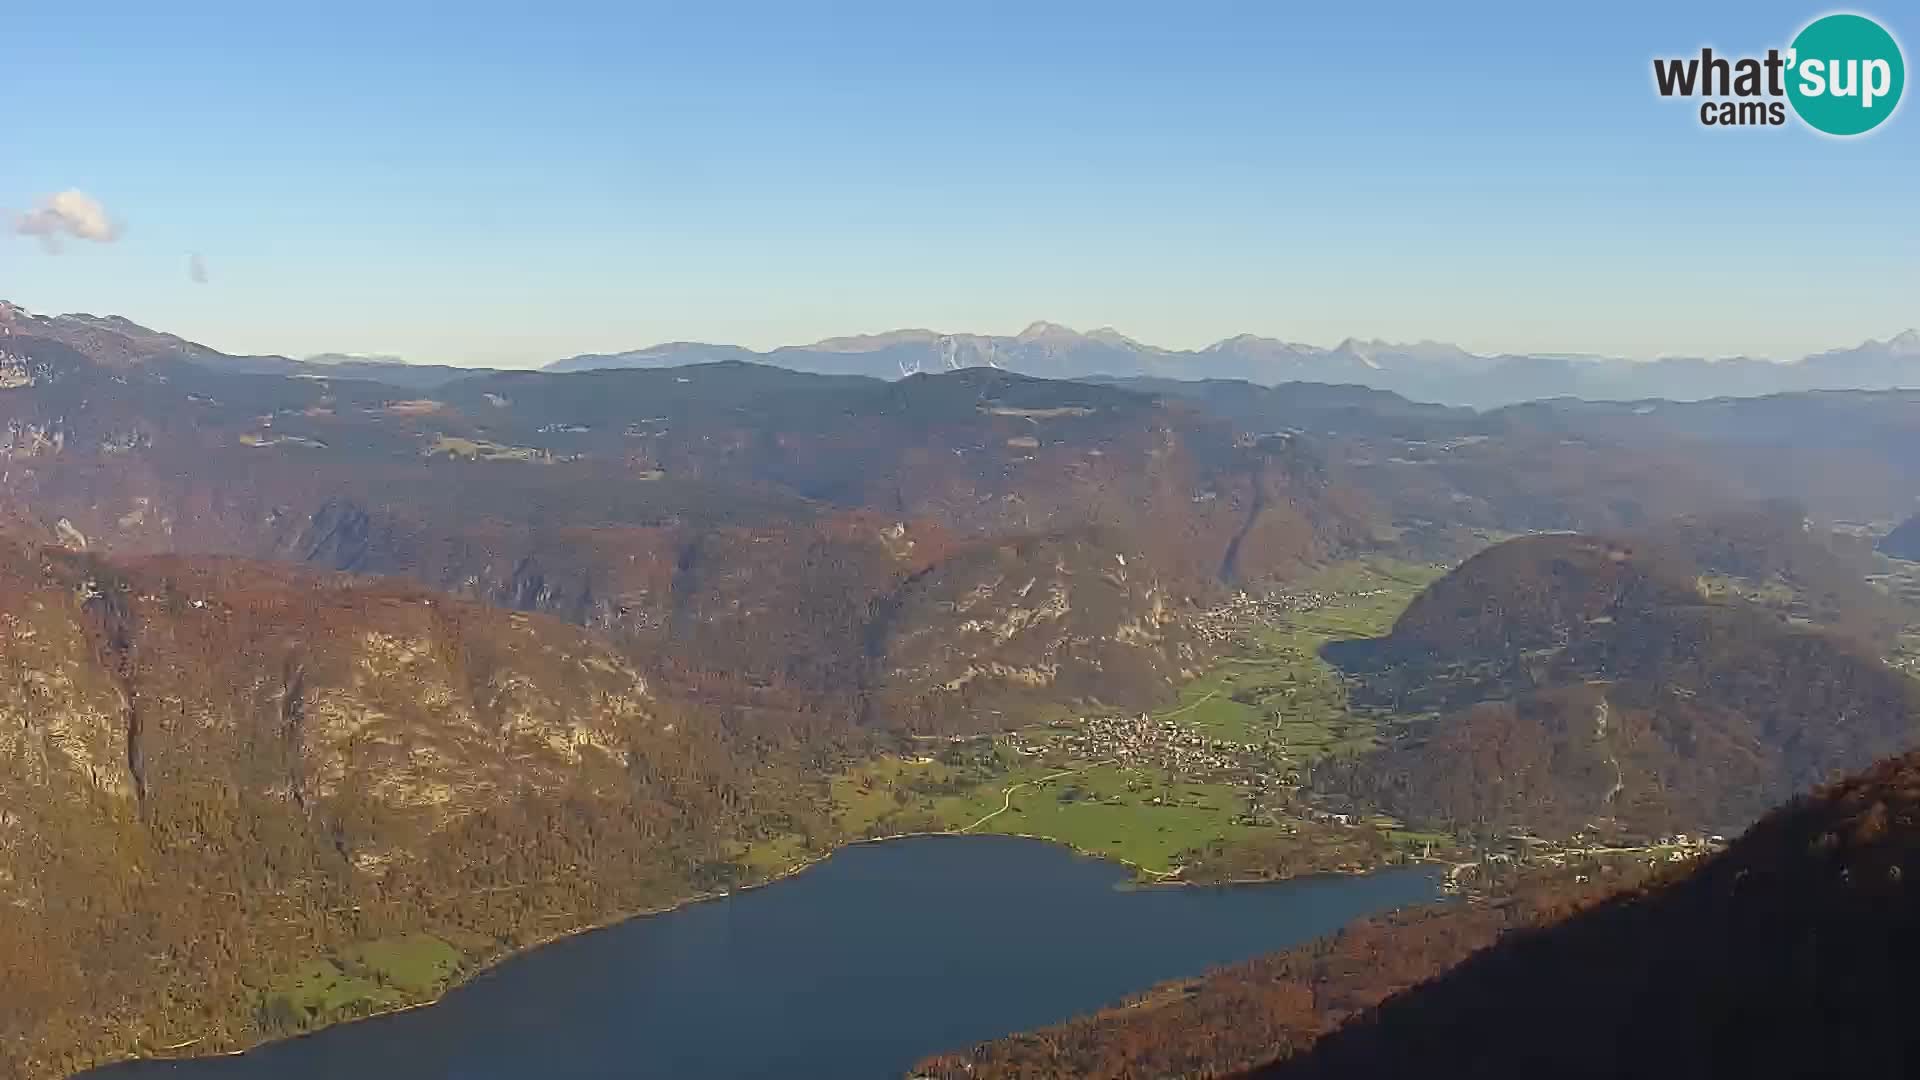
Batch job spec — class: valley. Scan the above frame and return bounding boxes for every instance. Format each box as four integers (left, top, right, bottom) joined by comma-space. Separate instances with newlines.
1870, 556, 1920, 677
15, 9, 1920, 1075
3, 302, 1920, 1079
731, 558, 1451, 885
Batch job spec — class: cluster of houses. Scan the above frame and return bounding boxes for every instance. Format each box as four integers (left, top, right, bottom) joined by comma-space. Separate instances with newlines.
1012, 713, 1268, 780
1188, 590, 1343, 644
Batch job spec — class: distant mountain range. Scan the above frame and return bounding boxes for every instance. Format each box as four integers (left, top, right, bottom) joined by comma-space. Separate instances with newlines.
549, 322, 1920, 408
0, 301, 471, 391
302, 351, 410, 367
6, 301, 1915, 407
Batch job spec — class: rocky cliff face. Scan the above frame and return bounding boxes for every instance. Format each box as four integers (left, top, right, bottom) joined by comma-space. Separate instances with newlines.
2, 542, 659, 795
0, 317, 1375, 734
870, 530, 1196, 730
0, 538, 747, 1078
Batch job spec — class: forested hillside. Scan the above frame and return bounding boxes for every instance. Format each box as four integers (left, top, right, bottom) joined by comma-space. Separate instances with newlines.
7, 304, 1920, 1078
0, 315, 1371, 738
1253, 750, 1920, 1078
1321, 530, 1920, 837
924, 747, 1920, 1079
914, 863, 1639, 1080
0, 537, 756, 1077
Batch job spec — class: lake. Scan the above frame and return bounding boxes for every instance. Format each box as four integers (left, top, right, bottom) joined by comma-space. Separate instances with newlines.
89, 836, 1441, 1080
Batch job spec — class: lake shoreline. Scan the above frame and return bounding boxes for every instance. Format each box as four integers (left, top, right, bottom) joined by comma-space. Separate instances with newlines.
87, 828, 1420, 1075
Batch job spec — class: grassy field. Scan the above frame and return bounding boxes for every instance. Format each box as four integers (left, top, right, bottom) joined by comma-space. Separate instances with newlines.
943, 764, 1258, 875
1173, 558, 1446, 759
265, 933, 464, 1027
1291, 558, 1450, 637
740, 751, 1261, 876
344, 936, 464, 993
733, 831, 815, 877
829, 755, 959, 834
1869, 559, 1920, 678
731, 557, 1451, 882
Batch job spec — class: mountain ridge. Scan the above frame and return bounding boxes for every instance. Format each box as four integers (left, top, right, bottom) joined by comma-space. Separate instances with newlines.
543, 321, 1920, 407
8, 299, 1917, 407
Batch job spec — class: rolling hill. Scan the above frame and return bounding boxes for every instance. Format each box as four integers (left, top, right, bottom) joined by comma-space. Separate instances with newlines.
1319, 527, 1920, 839
0, 306, 1375, 739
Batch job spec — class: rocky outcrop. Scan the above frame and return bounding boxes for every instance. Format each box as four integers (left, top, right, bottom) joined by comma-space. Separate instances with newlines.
871, 531, 1196, 730
0, 539, 739, 1078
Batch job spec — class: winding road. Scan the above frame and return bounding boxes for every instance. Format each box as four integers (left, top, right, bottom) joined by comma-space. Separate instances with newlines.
962, 758, 1118, 833
1157, 690, 1220, 721
959, 690, 1216, 834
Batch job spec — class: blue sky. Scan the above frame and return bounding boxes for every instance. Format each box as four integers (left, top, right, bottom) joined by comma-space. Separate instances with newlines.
3, 1, 1915, 367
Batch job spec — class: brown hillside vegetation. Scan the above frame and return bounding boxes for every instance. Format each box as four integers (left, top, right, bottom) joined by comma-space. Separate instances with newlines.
10, 306, 1920, 1078
1645, 499, 1907, 644
1131, 379, 1920, 559
0, 537, 753, 1078
1320, 531, 1920, 838
1250, 749, 1920, 1079
924, 748, 1920, 1080
1, 320, 1372, 734
1359, 531, 1704, 660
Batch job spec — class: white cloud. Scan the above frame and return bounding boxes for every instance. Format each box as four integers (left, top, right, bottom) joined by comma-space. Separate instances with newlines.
189, 252, 209, 284
13, 189, 121, 250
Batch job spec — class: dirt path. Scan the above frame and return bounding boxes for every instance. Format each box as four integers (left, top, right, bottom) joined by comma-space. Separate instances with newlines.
1157, 690, 1220, 721
962, 759, 1116, 833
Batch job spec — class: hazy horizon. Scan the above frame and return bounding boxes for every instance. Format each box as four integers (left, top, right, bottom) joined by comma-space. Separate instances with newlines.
6, 0, 1916, 368
8, 298, 1917, 373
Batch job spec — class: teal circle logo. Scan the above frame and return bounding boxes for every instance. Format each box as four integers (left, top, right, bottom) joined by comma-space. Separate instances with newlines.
1786, 13, 1905, 135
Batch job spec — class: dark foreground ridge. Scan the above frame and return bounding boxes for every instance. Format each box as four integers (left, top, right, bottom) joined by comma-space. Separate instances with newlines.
1245, 749, 1920, 1078
916, 746, 1920, 1080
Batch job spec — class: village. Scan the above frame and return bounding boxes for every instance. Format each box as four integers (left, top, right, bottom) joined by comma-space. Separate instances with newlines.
990, 706, 1734, 892
1008, 712, 1273, 783
1431, 828, 1731, 894
908, 552, 1759, 897
1186, 586, 1398, 645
